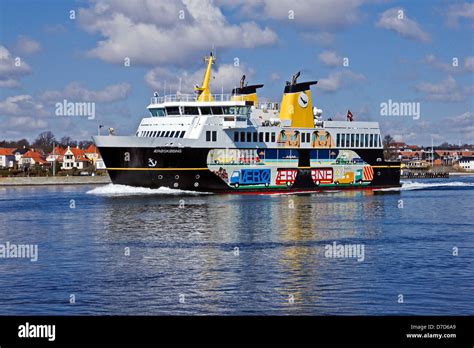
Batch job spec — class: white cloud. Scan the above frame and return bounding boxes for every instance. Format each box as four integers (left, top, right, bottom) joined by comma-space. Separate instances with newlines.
0, 95, 47, 116
78, 0, 277, 66
423, 54, 474, 73
300, 31, 335, 45
4, 116, 48, 130
376, 8, 431, 43
218, 0, 369, 29
0, 45, 32, 88
41, 82, 131, 103
464, 56, 474, 72
317, 70, 366, 92
14, 36, 42, 55
318, 50, 342, 67
445, 2, 474, 28
145, 64, 254, 94
415, 75, 473, 102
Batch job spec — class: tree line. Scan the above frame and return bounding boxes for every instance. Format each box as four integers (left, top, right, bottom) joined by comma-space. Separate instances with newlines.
0, 131, 93, 154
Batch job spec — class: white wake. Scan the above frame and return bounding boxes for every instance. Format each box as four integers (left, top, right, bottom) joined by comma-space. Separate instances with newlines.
375, 180, 474, 192
86, 184, 211, 196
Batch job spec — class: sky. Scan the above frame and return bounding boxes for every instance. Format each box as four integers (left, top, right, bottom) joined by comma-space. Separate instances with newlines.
0, 0, 473, 145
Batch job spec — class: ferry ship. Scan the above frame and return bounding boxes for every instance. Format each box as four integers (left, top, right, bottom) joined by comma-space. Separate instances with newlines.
93, 53, 401, 193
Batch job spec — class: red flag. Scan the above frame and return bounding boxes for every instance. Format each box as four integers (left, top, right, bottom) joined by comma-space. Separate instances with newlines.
347, 110, 354, 122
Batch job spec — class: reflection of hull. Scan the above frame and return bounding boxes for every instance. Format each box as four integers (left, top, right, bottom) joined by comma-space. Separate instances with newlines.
98, 146, 401, 192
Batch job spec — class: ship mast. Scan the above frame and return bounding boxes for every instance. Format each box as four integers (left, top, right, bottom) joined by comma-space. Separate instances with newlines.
194, 52, 215, 102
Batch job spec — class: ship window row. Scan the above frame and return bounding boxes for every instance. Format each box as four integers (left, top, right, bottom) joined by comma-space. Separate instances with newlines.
205, 131, 217, 142
335, 133, 381, 148
300, 133, 311, 143
140, 130, 186, 138
150, 106, 250, 117
233, 131, 276, 143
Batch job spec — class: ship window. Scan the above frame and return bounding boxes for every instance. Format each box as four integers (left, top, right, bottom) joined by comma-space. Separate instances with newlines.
350, 134, 354, 147
247, 132, 252, 142
212, 131, 217, 142
223, 106, 238, 115
240, 132, 246, 142
360, 134, 364, 147
378, 135, 381, 147
234, 132, 239, 142
265, 132, 269, 142
165, 131, 170, 137
365, 134, 369, 147
166, 107, 180, 116
183, 107, 199, 115
200, 107, 212, 115
150, 108, 166, 117
369, 134, 374, 147
170, 131, 175, 137
340, 134, 345, 147
356, 134, 360, 147
259, 132, 263, 142
345, 134, 350, 147
336, 134, 340, 147
179, 131, 185, 138
237, 106, 250, 116
211, 107, 223, 115
206, 131, 211, 141
253, 132, 258, 142
271, 133, 276, 143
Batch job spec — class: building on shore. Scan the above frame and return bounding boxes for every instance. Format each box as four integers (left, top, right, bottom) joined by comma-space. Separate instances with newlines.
458, 156, 474, 171
0, 148, 16, 168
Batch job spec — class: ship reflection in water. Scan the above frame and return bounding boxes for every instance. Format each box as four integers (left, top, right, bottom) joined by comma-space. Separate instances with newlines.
0, 178, 473, 315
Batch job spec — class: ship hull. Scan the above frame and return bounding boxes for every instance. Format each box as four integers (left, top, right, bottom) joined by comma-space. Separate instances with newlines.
97, 145, 401, 193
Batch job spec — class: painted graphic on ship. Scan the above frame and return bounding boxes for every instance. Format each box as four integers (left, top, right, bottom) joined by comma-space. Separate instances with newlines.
208, 147, 374, 189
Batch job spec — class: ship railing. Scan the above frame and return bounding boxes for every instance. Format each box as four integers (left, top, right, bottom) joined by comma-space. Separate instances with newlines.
150, 94, 280, 110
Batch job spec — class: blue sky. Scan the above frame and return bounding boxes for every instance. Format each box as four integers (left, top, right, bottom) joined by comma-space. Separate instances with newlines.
0, 0, 472, 145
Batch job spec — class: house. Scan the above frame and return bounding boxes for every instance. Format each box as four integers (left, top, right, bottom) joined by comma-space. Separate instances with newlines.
18, 149, 48, 168
458, 156, 474, 171
0, 148, 16, 168
84, 144, 106, 170
61, 146, 91, 170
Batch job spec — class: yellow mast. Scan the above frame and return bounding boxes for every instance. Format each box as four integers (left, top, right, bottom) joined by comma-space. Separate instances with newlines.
194, 52, 215, 102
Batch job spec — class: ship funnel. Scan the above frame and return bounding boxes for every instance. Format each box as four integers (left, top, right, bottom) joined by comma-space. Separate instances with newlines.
279, 71, 317, 128
194, 52, 216, 102
231, 75, 264, 106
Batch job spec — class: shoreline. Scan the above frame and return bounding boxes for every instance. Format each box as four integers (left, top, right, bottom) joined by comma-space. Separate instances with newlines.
0, 175, 111, 186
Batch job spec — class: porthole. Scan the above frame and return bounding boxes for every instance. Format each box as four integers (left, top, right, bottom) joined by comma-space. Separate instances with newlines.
175, 175, 179, 180
194, 182, 199, 187
173, 182, 178, 187
158, 175, 163, 180
195, 174, 200, 180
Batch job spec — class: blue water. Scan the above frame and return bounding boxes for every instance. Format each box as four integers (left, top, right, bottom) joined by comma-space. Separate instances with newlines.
0, 177, 473, 315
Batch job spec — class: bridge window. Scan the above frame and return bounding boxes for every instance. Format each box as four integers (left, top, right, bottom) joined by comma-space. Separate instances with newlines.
253, 132, 258, 142
206, 131, 211, 141
240, 132, 246, 142
350, 134, 355, 148
369, 134, 374, 147
170, 131, 175, 137
341, 134, 345, 147
271, 133, 276, 143
200, 107, 212, 115
211, 107, 223, 115
247, 132, 252, 142
166, 107, 180, 116
265, 132, 270, 142
356, 134, 360, 147
346, 134, 350, 147
365, 134, 369, 148
179, 131, 185, 138
234, 132, 239, 142
336, 134, 341, 147
149, 108, 166, 117
183, 107, 199, 115
212, 131, 217, 141
259, 132, 263, 142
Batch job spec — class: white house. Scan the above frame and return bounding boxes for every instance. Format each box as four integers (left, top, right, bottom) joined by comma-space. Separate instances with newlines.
61, 146, 91, 170
0, 148, 16, 168
458, 156, 474, 171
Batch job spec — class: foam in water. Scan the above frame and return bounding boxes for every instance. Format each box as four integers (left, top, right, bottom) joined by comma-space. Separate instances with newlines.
86, 184, 211, 196
375, 180, 474, 192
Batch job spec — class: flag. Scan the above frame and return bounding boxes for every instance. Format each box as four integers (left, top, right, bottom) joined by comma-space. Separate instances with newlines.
347, 110, 354, 122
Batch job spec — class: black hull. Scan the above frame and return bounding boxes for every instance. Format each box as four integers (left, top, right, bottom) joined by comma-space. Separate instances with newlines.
98, 146, 401, 193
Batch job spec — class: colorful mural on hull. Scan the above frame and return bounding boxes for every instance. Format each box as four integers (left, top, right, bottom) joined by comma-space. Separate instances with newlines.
207, 149, 373, 189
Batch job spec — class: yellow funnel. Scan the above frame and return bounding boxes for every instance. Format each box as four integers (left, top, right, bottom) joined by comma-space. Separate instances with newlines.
231, 75, 263, 106
279, 72, 317, 128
